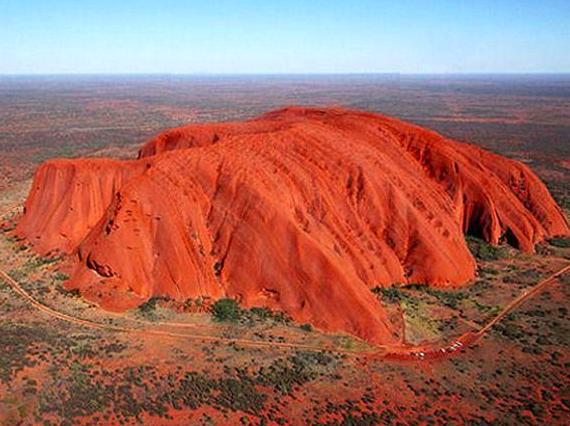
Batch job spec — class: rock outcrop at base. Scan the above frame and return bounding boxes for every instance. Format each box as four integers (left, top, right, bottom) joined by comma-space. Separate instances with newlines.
16, 107, 569, 344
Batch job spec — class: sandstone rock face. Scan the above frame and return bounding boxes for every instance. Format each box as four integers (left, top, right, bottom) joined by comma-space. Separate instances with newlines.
16, 107, 569, 344
18, 158, 152, 254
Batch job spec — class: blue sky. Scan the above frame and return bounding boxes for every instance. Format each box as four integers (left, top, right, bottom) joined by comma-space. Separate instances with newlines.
1, 0, 569, 74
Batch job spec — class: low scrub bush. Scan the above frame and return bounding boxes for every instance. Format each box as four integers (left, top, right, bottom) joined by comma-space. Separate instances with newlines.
466, 236, 508, 261
211, 298, 241, 322
549, 237, 570, 248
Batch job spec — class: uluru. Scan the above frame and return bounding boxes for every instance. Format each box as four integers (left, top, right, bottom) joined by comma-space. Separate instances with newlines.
15, 107, 569, 345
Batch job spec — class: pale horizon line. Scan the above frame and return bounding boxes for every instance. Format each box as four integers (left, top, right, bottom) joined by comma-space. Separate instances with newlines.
1, 71, 569, 77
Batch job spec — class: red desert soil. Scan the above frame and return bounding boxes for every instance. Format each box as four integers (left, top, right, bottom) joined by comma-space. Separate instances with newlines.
15, 107, 569, 344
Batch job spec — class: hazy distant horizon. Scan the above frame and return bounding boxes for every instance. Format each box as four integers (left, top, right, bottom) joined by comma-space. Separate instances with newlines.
2, 72, 570, 78
2, 1, 569, 74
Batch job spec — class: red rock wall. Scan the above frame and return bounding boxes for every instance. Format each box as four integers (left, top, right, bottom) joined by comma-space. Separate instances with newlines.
16, 107, 569, 344
16, 158, 151, 254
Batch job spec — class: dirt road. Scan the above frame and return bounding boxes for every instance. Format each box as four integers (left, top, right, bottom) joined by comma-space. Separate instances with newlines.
384, 263, 569, 360
0, 268, 372, 355
1, 197, 568, 360
2, 262, 568, 360
475, 264, 570, 338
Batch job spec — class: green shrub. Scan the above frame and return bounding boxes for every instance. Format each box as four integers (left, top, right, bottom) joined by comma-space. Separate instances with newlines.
549, 237, 570, 248
256, 351, 332, 395
466, 236, 508, 261
211, 298, 241, 322
503, 269, 542, 285
67, 288, 81, 298
480, 267, 499, 276
245, 307, 291, 324
138, 296, 170, 320
54, 272, 70, 281
248, 307, 275, 321
425, 288, 466, 309
371, 286, 402, 304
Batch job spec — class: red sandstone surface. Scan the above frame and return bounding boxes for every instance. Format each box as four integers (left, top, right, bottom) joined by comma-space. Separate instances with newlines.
16, 107, 569, 344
